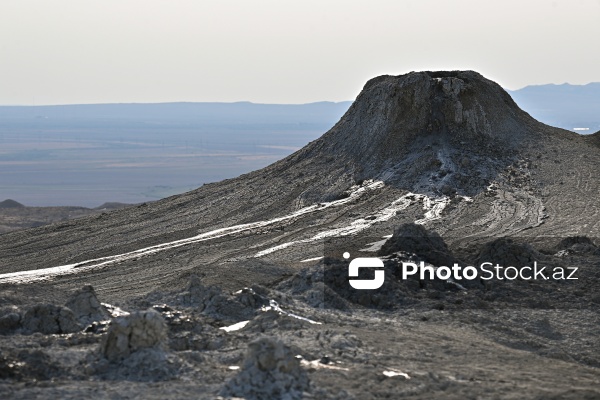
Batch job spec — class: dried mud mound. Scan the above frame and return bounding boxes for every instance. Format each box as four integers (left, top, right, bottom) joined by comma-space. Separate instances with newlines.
0, 307, 21, 334
278, 257, 460, 311
0, 285, 112, 335
288, 70, 536, 200
0, 350, 63, 381
21, 304, 81, 334
475, 238, 543, 267
89, 309, 183, 381
100, 309, 167, 361
322, 259, 418, 309
65, 284, 109, 325
221, 336, 310, 400
278, 229, 599, 312
555, 236, 599, 256
175, 275, 268, 321
276, 265, 351, 310
378, 222, 455, 265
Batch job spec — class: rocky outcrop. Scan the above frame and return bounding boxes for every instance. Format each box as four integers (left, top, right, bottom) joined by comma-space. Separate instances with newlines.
21, 304, 81, 334
177, 275, 266, 321
378, 223, 455, 266
65, 285, 109, 325
100, 309, 166, 362
475, 238, 541, 267
221, 336, 309, 400
0, 308, 21, 334
555, 236, 599, 255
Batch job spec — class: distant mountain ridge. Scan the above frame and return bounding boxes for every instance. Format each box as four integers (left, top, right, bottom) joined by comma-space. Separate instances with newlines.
508, 82, 600, 131
0, 199, 25, 209
0, 82, 598, 132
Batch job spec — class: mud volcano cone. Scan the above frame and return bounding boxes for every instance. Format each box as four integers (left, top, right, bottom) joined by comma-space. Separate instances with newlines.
280, 70, 548, 202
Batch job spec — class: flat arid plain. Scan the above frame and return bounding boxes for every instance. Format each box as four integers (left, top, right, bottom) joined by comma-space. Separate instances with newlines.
0, 71, 599, 399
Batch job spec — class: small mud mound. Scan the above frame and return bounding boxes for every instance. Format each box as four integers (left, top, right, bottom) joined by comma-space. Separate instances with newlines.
0, 306, 22, 334
91, 309, 182, 381
101, 309, 167, 362
150, 304, 228, 352
277, 256, 466, 311
177, 275, 267, 321
475, 238, 542, 267
90, 347, 180, 382
278, 259, 405, 310
244, 310, 309, 333
555, 236, 599, 255
378, 223, 455, 266
65, 285, 109, 325
0, 350, 63, 381
323, 259, 409, 309
276, 265, 350, 310
221, 336, 309, 400
21, 304, 81, 334
0, 199, 25, 208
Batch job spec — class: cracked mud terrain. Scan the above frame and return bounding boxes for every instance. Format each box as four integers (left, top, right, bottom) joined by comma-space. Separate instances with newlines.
1, 71, 599, 399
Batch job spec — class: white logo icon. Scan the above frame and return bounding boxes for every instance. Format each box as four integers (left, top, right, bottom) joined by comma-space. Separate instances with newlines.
347, 254, 385, 290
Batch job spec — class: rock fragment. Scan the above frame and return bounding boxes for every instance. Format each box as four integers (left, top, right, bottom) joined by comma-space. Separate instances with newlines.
177, 275, 266, 320
65, 285, 109, 325
100, 309, 167, 362
221, 337, 309, 400
475, 238, 540, 267
21, 304, 81, 334
378, 223, 455, 266
0, 307, 21, 334
555, 236, 598, 255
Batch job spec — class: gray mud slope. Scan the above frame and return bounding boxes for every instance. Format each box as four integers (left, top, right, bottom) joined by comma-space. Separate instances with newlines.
586, 130, 600, 148
1, 71, 598, 281
0, 71, 599, 399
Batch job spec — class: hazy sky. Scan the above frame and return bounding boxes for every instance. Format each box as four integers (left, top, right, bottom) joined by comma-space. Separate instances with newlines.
1, 0, 599, 105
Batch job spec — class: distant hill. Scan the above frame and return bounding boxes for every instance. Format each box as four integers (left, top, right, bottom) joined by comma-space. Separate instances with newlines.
0, 201, 133, 234
1, 86, 597, 132
508, 83, 600, 132
0, 199, 25, 208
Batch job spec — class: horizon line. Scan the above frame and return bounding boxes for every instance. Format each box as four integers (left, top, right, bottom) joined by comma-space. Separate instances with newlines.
2, 81, 599, 108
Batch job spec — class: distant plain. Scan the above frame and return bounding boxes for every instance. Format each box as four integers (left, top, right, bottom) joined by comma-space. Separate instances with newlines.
0, 103, 350, 207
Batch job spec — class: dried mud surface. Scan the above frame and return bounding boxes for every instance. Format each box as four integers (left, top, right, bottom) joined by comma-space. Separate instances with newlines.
1, 254, 599, 399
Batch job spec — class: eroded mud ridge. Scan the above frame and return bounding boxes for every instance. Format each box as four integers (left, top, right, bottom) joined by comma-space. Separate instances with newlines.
0, 70, 599, 398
